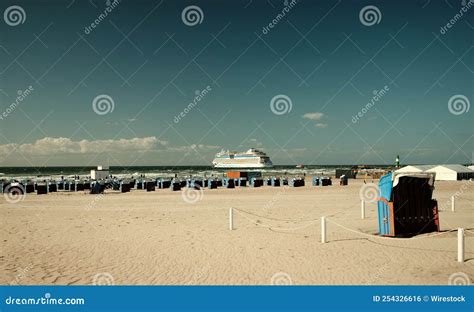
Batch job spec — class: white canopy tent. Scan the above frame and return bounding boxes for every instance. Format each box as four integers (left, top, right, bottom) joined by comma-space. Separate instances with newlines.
394, 165, 435, 174
425, 165, 474, 181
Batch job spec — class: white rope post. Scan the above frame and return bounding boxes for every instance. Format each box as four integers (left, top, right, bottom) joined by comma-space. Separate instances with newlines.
458, 228, 464, 263
229, 207, 234, 231
361, 200, 365, 219
321, 216, 327, 243
451, 195, 455, 212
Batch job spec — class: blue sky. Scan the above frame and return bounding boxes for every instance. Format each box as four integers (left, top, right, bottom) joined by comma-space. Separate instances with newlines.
0, 0, 472, 166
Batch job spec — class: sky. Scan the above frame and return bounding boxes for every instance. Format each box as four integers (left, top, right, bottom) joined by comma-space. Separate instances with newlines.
0, 0, 473, 166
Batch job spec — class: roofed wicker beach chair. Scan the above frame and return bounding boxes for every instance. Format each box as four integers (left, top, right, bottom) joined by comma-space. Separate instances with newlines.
120, 180, 131, 193
146, 181, 156, 192
289, 177, 305, 187
171, 180, 181, 191
25, 181, 35, 193
48, 181, 58, 192
237, 178, 247, 187
90, 181, 105, 194
224, 178, 235, 189
377, 172, 440, 237
36, 182, 48, 195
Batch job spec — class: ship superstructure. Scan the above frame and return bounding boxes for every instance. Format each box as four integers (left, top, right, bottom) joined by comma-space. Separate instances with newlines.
212, 148, 273, 168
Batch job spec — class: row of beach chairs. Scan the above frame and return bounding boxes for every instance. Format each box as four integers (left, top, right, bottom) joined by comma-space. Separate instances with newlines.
1, 176, 337, 196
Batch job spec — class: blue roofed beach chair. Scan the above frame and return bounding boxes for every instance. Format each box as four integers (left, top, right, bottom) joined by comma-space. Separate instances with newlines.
289, 177, 305, 187
90, 181, 105, 194
271, 177, 280, 187
207, 179, 217, 189
377, 172, 439, 237
171, 180, 182, 191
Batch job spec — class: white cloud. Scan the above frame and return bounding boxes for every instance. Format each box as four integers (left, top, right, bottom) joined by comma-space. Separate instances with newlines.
302, 112, 324, 121
303, 112, 328, 128
167, 144, 221, 152
0, 137, 168, 156
246, 138, 263, 148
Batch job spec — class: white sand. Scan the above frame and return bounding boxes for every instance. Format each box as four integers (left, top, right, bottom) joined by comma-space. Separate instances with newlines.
1, 179, 472, 285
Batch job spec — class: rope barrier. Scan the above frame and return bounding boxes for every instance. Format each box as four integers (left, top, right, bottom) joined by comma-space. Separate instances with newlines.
326, 218, 458, 241
231, 207, 467, 243
230, 196, 472, 262
232, 207, 320, 223
232, 210, 470, 259
464, 228, 474, 235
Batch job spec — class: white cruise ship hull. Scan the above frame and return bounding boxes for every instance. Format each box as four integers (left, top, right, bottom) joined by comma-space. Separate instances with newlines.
213, 162, 272, 168
212, 148, 273, 169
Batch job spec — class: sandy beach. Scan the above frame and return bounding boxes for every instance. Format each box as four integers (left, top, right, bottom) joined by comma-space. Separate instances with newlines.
1, 179, 472, 285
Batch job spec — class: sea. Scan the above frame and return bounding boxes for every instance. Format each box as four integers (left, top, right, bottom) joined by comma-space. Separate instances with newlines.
0, 165, 390, 181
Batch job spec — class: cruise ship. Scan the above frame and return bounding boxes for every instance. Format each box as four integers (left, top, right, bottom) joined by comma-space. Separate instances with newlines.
212, 148, 273, 168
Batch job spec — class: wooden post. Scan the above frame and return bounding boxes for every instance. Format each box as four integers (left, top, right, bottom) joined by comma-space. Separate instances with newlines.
451, 196, 455, 212
321, 216, 326, 243
361, 200, 365, 219
229, 207, 233, 231
458, 228, 464, 263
